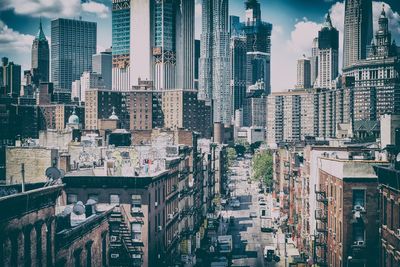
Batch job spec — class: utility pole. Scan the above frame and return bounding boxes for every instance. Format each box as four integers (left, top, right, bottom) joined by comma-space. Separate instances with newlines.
21, 163, 25, 193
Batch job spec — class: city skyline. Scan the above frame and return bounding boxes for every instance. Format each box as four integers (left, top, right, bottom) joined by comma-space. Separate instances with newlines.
1, 0, 400, 91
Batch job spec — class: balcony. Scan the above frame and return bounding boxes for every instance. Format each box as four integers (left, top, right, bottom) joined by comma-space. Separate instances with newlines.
351, 241, 367, 259
315, 209, 327, 222
131, 207, 144, 217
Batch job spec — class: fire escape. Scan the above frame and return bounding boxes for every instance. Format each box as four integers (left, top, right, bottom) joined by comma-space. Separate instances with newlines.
314, 185, 328, 266
110, 205, 144, 267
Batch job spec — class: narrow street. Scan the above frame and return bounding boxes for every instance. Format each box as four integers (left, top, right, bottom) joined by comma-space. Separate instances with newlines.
219, 156, 280, 267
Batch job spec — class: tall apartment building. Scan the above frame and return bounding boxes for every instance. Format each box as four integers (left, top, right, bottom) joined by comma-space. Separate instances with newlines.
343, 0, 373, 69
79, 72, 106, 102
130, 0, 195, 90
129, 81, 163, 131
316, 14, 339, 89
343, 8, 400, 122
230, 36, 247, 113
199, 0, 231, 124
51, 18, 97, 92
296, 58, 311, 89
112, 0, 131, 91
93, 49, 112, 90
0, 57, 21, 97
267, 90, 314, 145
85, 89, 130, 130
31, 20, 49, 84
162, 89, 211, 138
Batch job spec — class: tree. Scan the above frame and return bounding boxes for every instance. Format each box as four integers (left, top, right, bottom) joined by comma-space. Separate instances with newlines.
234, 144, 246, 156
227, 147, 237, 167
249, 141, 262, 154
252, 150, 273, 188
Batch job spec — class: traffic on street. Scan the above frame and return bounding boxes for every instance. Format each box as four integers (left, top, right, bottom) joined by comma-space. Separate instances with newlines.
198, 154, 300, 267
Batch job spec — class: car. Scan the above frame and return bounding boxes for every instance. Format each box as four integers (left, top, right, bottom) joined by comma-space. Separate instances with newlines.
230, 199, 241, 208
249, 211, 257, 218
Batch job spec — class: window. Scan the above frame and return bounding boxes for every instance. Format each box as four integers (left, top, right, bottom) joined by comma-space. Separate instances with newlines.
131, 195, 142, 212
110, 194, 120, 205
67, 194, 78, 204
383, 197, 387, 225
132, 223, 142, 241
353, 223, 365, 242
352, 189, 365, 208
390, 200, 394, 229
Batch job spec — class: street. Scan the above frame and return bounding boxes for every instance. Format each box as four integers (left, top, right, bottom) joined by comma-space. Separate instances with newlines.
219, 156, 282, 267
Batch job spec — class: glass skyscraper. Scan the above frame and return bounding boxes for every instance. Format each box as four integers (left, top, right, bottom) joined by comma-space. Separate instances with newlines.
130, 0, 194, 90
199, 0, 231, 125
112, 0, 130, 68
51, 18, 97, 92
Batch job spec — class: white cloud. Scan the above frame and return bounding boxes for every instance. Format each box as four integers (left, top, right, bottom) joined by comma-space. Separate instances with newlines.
82, 1, 110, 18
1, 0, 109, 19
286, 20, 321, 55
271, 1, 400, 91
372, 2, 400, 41
0, 20, 34, 53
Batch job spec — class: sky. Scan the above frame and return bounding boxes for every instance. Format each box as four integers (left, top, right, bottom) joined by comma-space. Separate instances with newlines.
0, 0, 400, 92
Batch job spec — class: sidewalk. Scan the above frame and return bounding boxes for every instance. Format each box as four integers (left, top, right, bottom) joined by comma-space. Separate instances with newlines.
274, 228, 300, 266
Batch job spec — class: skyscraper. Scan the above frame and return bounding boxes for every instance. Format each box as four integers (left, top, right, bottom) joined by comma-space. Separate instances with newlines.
317, 14, 339, 89
0, 57, 21, 97
93, 49, 112, 89
296, 58, 311, 89
230, 36, 247, 113
51, 18, 97, 92
130, 0, 195, 90
310, 37, 319, 87
243, 0, 272, 94
199, 0, 231, 125
343, 0, 373, 69
31, 20, 49, 84
112, 0, 131, 91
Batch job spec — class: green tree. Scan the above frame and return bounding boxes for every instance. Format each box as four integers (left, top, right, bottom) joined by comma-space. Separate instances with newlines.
252, 150, 273, 188
227, 147, 237, 167
234, 144, 246, 156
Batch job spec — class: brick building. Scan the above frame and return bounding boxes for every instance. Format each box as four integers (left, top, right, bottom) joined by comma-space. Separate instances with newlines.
374, 163, 400, 267
162, 89, 211, 138
316, 157, 381, 267
0, 183, 112, 267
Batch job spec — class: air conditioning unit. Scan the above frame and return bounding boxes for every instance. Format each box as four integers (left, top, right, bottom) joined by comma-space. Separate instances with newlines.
175, 207, 179, 212
354, 211, 361, 218
132, 207, 141, 213
111, 236, 118, 242
354, 204, 365, 212
155, 202, 158, 207
168, 214, 173, 219
354, 240, 365, 246
158, 225, 162, 231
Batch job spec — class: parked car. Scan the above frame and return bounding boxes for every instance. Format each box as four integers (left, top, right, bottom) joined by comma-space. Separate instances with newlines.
249, 211, 257, 218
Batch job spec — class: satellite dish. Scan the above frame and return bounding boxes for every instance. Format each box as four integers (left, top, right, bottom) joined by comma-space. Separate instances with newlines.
86, 199, 97, 205
72, 201, 85, 215
61, 206, 72, 216
45, 167, 61, 180
396, 152, 400, 162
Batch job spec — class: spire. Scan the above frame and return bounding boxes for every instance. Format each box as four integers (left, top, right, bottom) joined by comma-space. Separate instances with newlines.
380, 4, 386, 18
35, 18, 47, 41
323, 12, 333, 29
